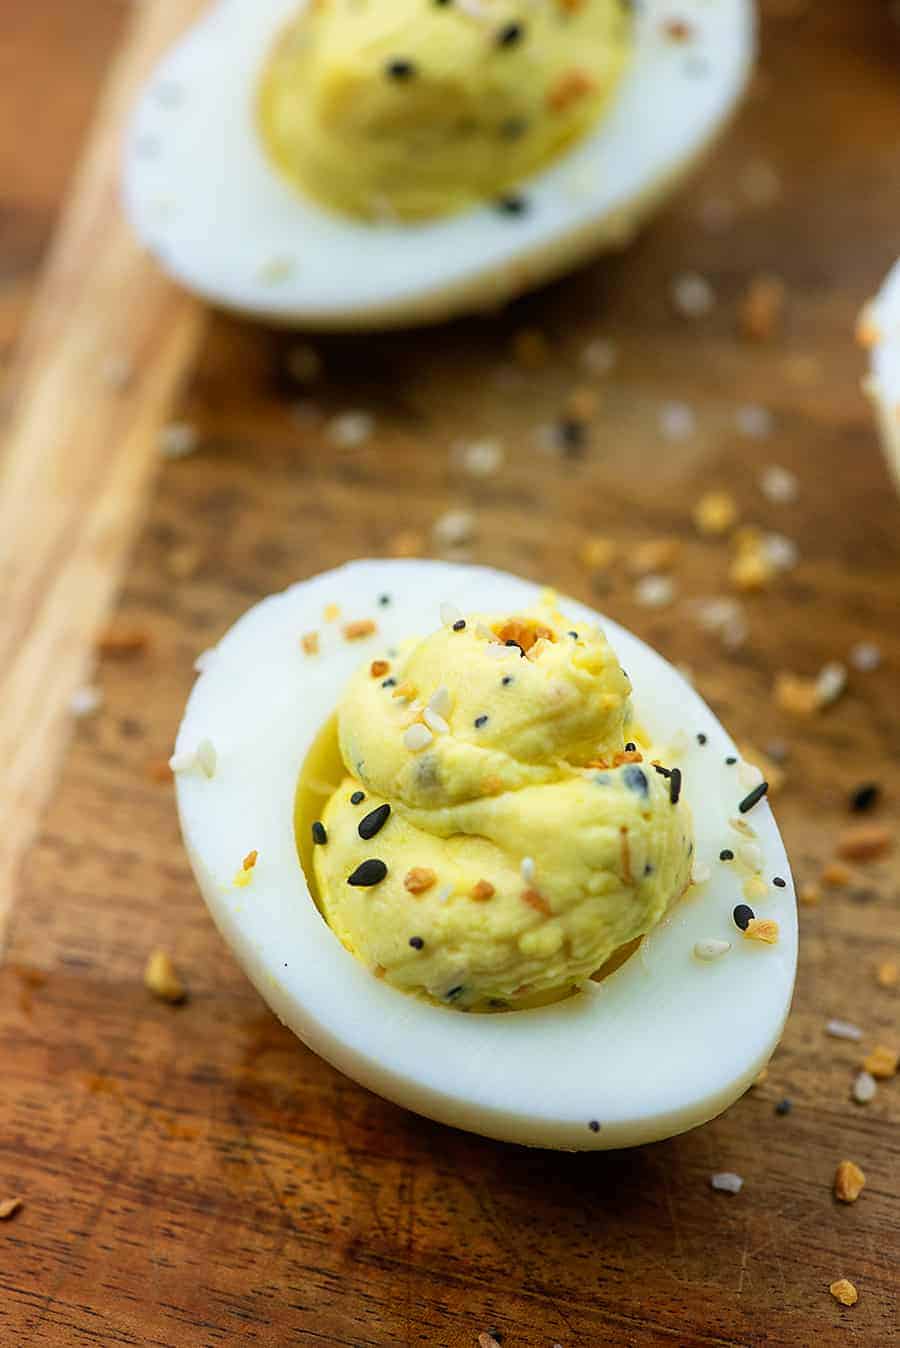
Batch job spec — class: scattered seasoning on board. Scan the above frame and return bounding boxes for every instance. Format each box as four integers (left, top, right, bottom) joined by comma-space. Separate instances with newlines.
829, 1279, 858, 1307
849, 783, 880, 813
0, 1197, 23, 1222
775, 1098, 792, 1116
710, 1172, 743, 1194
861, 1045, 898, 1079
144, 950, 186, 1004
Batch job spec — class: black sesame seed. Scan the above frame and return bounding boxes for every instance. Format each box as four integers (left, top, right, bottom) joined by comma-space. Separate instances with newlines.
505, 640, 525, 655
446, 985, 464, 999
358, 803, 391, 841
775, 1098, 792, 1116
499, 116, 528, 140
568, 630, 579, 639
773, 876, 786, 888
697, 732, 707, 745
669, 767, 682, 805
623, 765, 648, 797
496, 194, 528, 216
378, 593, 391, 606
588, 1120, 601, 1133
501, 675, 514, 686
653, 764, 672, 778
850, 782, 880, 813
733, 902, 755, 931
497, 20, 524, 46
452, 618, 466, 631
719, 849, 734, 862
625, 741, 636, 752
409, 936, 424, 950
474, 714, 489, 728
386, 58, 415, 79
738, 781, 769, 814
382, 676, 397, 688
350, 790, 365, 805
347, 859, 388, 887
725, 756, 737, 765
644, 863, 653, 876
312, 821, 327, 845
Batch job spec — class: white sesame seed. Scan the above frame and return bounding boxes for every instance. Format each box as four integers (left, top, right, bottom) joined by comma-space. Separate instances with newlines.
710, 1172, 744, 1194
850, 641, 881, 673
735, 404, 774, 439
160, 422, 198, 459
404, 723, 433, 752
634, 574, 676, 608
691, 863, 712, 886
428, 686, 452, 717
658, 401, 695, 441
729, 816, 757, 837
693, 938, 731, 961
285, 343, 322, 383
432, 508, 476, 550
825, 1019, 863, 1042
327, 411, 374, 449
671, 272, 716, 319
423, 708, 449, 735
760, 464, 798, 503
737, 841, 763, 872
195, 738, 217, 779
169, 748, 197, 774
580, 337, 618, 376
69, 685, 103, 718
851, 1071, 877, 1105
439, 602, 463, 629
815, 662, 847, 707
520, 857, 536, 884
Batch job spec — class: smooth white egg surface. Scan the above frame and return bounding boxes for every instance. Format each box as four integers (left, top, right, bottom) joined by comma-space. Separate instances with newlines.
173, 559, 796, 1150
864, 259, 900, 492
124, 0, 754, 329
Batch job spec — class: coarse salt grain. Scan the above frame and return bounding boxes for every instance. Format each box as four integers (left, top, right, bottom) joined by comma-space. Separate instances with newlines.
634, 574, 675, 607
694, 938, 731, 961
736, 404, 774, 439
404, 723, 433, 752
580, 337, 618, 376
327, 411, 374, 448
851, 1071, 877, 1105
433, 509, 476, 549
70, 685, 103, 718
710, 1172, 743, 1194
760, 464, 798, 503
439, 602, 463, 628
459, 438, 504, 477
815, 662, 847, 707
826, 1019, 863, 1042
160, 422, 198, 459
671, 272, 716, 318
762, 533, 799, 572
659, 401, 695, 441
850, 642, 881, 673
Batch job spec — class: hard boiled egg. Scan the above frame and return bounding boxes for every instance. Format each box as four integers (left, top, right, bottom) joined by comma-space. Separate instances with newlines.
124, 0, 755, 329
861, 259, 900, 492
172, 559, 796, 1149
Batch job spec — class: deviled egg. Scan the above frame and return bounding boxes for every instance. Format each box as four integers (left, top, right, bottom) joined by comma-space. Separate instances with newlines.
860, 259, 900, 492
125, 0, 755, 328
172, 559, 796, 1149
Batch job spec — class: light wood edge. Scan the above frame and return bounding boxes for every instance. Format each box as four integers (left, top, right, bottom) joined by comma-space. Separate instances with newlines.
0, 1, 209, 935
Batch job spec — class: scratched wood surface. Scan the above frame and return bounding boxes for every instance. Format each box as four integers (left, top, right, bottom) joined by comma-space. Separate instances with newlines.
2, 1, 899, 1344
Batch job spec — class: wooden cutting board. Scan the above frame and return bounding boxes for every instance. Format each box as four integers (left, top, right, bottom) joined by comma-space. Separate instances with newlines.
1, 1, 898, 1343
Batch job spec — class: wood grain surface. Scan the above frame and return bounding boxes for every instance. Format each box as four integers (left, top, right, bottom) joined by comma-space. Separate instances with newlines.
2, 1, 899, 1345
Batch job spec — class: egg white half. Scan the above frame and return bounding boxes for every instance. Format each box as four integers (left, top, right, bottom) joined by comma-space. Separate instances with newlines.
864, 259, 900, 493
174, 559, 796, 1149
124, 0, 755, 329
